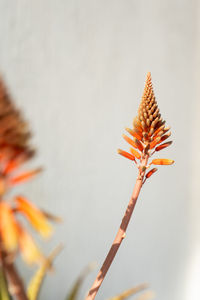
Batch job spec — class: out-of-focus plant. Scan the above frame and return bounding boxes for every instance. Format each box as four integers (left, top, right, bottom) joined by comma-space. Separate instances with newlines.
86, 73, 174, 300
0, 77, 58, 300
27, 245, 63, 300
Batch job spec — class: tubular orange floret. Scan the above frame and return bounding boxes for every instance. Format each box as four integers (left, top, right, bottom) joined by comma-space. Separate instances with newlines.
117, 149, 135, 161
133, 117, 143, 132
125, 128, 142, 140
155, 141, 173, 152
146, 168, 158, 178
158, 132, 171, 144
17, 224, 44, 264
151, 158, 174, 165
9, 167, 43, 185
122, 134, 138, 149
152, 125, 165, 137
0, 202, 18, 251
150, 137, 161, 149
3, 160, 19, 175
130, 148, 141, 159
3, 150, 34, 175
15, 196, 53, 238
163, 126, 171, 134
133, 138, 144, 152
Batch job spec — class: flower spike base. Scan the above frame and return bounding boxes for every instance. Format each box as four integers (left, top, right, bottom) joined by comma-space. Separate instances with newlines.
85, 72, 174, 300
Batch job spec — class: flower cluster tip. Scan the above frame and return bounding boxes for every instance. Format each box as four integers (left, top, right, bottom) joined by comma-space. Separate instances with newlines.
118, 72, 174, 179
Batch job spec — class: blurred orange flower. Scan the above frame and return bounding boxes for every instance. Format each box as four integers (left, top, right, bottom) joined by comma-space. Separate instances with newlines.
15, 196, 53, 239
0, 77, 55, 265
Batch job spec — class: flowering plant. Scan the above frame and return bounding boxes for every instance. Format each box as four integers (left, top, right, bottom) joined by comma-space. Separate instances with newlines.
0, 73, 174, 300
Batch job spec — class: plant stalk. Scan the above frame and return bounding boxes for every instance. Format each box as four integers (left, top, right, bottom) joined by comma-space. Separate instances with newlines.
1, 250, 28, 300
85, 155, 148, 300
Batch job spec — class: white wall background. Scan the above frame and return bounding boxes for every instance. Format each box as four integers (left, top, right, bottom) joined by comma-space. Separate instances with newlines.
0, 1, 199, 300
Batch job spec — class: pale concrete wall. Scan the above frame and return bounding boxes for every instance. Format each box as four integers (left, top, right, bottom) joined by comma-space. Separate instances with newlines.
0, 1, 199, 300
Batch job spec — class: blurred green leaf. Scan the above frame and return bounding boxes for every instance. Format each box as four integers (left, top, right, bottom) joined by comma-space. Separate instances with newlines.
27, 245, 63, 300
0, 267, 11, 300
107, 283, 148, 300
66, 263, 96, 300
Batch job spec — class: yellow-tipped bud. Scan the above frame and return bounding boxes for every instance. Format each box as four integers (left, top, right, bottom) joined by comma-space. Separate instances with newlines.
117, 149, 135, 161
130, 148, 141, 159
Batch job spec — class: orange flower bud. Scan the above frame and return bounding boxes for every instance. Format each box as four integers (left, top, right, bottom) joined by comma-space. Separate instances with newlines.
155, 141, 172, 152
117, 149, 135, 161
155, 130, 164, 137
134, 138, 144, 152
159, 132, 171, 143
3, 160, 19, 175
17, 224, 43, 264
130, 148, 141, 159
15, 196, 53, 238
122, 134, 138, 149
0, 202, 18, 251
146, 168, 158, 178
9, 167, 43, 185
150, 137, 161, 149
151, 117, 159, 128
163, 126, 171, 134
125, 128, 142, 140
151, 159, 174, 165
133, 117, 142, 131
152, 125, 165, 137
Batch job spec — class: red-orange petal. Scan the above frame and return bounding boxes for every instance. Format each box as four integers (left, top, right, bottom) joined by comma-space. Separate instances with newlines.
117, 149, 135, 161
125, 128, 142, 140
146, 168, 158, 178
150, 137, 161, 149
134, 138, 144, 152
17, 224, 43, 264
151, 159, 174, 165
9, 167, 43, 185
15, 196, 53, 238
158, 132, 171, 144
155, 141, 173, 152
122, 134, 138, 149
0, 202, 18, 251
4, 160, 18, 175
152, 125, 165, 137
130, 148, 141, 159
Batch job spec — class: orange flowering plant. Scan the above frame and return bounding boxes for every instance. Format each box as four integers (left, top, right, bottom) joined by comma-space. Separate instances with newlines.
0, 72, 173, 300
86, 73, 174, 300
0, 78, 58, 300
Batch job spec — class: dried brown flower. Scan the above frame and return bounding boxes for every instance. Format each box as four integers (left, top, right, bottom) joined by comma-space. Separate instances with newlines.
0, 76, 54, 266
